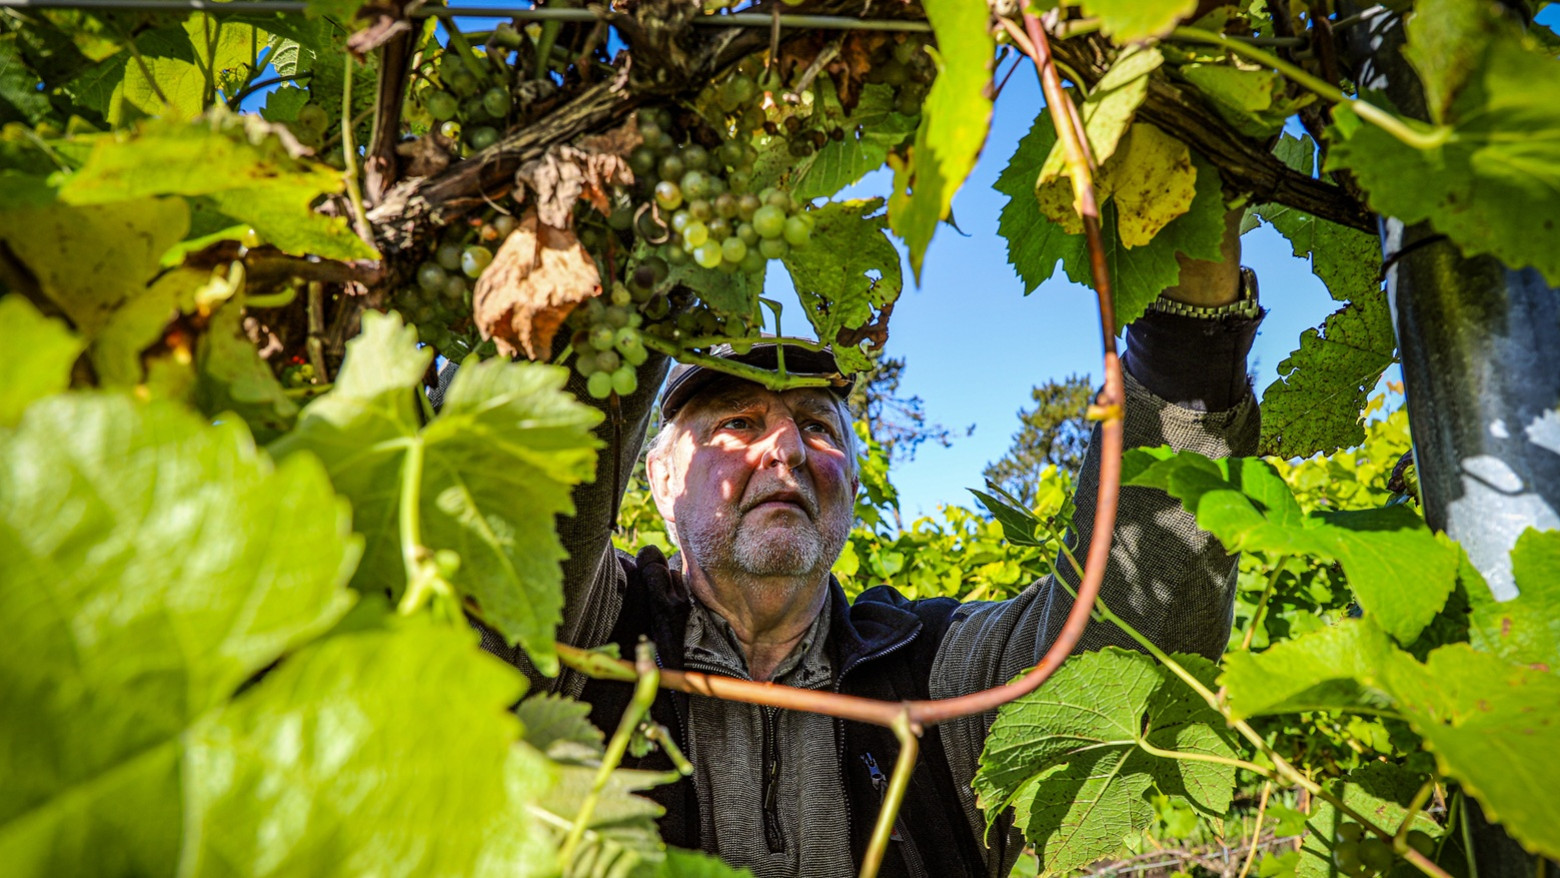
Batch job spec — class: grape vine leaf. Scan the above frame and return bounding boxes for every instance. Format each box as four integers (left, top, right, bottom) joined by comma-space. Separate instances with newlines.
1080, 0, 1198, 42
0, 296, 83, 426
887, 0, 993, 280
995, 113, 1225, 330
1258, 291, 1397, 459
1037, 46, 1163, 183
58, 116, 378, 261
193, 296, 299, 443
0, 394, 359, 877
0, 34, 53, 125
1220, 618, 1398, 720
973, 648, 1238, 873
533, 764, 677, 878
1382, 644, 1560, 857
0, 197, 191, 385
1038, 122, 1199, 247
270, 312, 604, 675
656, 849, 758, 878
1178, 64, 1314, 139
1466, 528, 1560, 669
792, 83, 919, 201
1251, 133, 1382, 303
181, 620, 560, 878
1122, 450, 1458, 642
782, 197, 902, 373
1324, 0, 1560, 285
516, 693, 605, 760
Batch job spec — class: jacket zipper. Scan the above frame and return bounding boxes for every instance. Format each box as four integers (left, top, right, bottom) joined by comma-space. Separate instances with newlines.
833, 629, 922, 875
761, 705, 785, 853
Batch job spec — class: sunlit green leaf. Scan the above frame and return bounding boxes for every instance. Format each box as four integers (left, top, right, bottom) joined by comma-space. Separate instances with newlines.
1081, 0, 1198, 42
0, 393, 358, 878
1252, 133, 1382, 303
1467, 528, 1560, 669
887, 0, 994, 279
271, 312, 603, 674
782, 198, 902, 373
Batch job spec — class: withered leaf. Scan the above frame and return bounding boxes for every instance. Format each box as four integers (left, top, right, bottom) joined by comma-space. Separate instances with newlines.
473, 209, 602, 360
514, 119, 640, 229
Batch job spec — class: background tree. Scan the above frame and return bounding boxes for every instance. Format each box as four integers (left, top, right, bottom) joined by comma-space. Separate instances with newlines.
982, 374, 1093, 507
845, 354, 966, 464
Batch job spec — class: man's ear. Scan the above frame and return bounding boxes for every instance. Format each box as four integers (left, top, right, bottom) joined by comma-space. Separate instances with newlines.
646, 439, 678, 527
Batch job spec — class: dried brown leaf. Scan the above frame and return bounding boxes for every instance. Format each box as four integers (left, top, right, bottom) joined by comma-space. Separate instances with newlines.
514, 120, 640, 229
473, 209, 602, 360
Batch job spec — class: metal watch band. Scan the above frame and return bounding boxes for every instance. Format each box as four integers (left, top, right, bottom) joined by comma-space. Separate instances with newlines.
1146, 267, 1262, 320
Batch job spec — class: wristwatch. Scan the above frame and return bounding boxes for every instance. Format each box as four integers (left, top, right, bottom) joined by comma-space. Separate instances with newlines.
1146, 267, 1262, 320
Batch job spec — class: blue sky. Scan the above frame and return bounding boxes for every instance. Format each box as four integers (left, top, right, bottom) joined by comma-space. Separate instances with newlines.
763, 68, 1346, 519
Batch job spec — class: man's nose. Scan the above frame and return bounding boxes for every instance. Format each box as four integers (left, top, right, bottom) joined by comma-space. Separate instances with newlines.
759, 418, 807, 471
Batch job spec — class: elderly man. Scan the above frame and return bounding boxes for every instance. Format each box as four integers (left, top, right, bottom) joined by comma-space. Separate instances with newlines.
463, 219, 1261, 877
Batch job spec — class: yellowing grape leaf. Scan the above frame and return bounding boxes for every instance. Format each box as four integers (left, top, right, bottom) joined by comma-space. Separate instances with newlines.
0, 394, 358, 878
270, 312, 604, 674
1037, 46, 1163, 183
1179, 64, 1314, 139
0, 296, 83, 426
60, 116, 377, 261
974, 648, 1238, 873
1098, 123, 1197, 247
0, 197, 190, 385
887, 0, 993, 280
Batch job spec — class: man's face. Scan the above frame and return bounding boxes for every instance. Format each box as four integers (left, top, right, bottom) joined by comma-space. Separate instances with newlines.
649, 383, 858, 583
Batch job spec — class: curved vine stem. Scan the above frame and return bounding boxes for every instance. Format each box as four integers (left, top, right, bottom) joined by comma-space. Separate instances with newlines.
1168, 26, 1451, 151
860, 711, 921, 878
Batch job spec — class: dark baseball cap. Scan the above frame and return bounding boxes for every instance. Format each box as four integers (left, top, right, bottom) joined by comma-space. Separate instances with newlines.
658, 342, 855, 425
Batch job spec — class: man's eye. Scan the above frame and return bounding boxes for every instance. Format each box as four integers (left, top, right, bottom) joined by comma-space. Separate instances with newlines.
719, 417, 751, 430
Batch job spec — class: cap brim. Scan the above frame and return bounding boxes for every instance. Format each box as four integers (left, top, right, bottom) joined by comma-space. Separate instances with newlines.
659, 343, 850, 423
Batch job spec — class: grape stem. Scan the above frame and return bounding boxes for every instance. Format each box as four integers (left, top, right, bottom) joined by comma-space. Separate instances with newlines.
1393, 779, 1435, 851
637, 332, 841, 392
340, 53, 373, 246
1167, 27, 1452, 152
1237, 782, 1273, 878
1237, 560, 1286, 652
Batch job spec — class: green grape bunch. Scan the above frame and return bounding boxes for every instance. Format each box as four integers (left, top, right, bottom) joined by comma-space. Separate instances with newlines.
391, 212, 514, 359
1330, 823, 1437, 878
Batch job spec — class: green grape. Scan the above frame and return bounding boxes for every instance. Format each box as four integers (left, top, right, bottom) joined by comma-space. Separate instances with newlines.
720, 75, 756, 109
654, 180, 683, 210
892, 38, 918, 65
442, 275, 468, 303
595, 349, 621, 372
615, 326, 642, 354
1358, 840, 1394, 875
783, 214, 812, 247
737, 193, 762, 221
610, 284, 632, 307
894, 90, 921, 116
587, 370, 614, 399
491, 213, 518, 238
671, 210, 694, 234
682, 144, 710, 171
707, 217, 732, 241
411, 303, 436, 323
444, 65, 479, 97
736, 222, 758, 245
439, 120, 461, 141
752, 204, 786, 238
661, 243, 689, 265
759, 237, 789, 259
461, 245, 494, 277
658, 153, 685, 182
1405, 830, 1435, 858
764, 189, 791, 210
461, 95, 493, 124
467, 126, 500, 150
622, 341, 648, 367
1338, 824, 1365, 844
713, 192, 738, 219
296, 103, 329, 134
643, 255, 669, 283
417, 262, 449, 293
740, 249, 766, 273
639, 120, 663, 144
644, 294, 671, 319
680, 170, 710, 200
715, 258, 739, 274
590, 325, 616, 351
575, 348, 599, 376
611, 366, 638, 396
1334, 841, 1363, 873
421, 92, 455, 123
240, 228, 263, 248
727, 168, 753, 193
605, 305, 631, 328
692, 242, 723, 269
721, 236, 747, 263
608, 202, 634, 230
687, 199, 711, 222
717, 141, 745, 169
629, 146, 658, 177
683, 220, 709, 248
